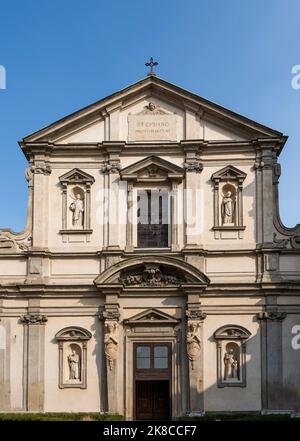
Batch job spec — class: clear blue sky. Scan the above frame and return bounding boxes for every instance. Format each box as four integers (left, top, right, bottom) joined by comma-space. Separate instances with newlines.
0, 0, 299, 231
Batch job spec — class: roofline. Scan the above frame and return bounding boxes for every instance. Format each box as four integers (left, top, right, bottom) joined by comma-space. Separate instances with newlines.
21, 75, 284, 143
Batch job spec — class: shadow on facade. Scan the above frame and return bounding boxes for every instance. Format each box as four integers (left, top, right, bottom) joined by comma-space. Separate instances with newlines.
73, 294, 300, 418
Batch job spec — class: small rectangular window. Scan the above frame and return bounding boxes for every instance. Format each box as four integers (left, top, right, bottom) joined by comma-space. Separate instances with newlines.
136, 346, 151, 369
154, 346, 168, 369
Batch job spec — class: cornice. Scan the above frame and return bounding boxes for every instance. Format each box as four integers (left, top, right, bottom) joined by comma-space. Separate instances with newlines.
2, 246, 300, 259
20, 138, 287, 161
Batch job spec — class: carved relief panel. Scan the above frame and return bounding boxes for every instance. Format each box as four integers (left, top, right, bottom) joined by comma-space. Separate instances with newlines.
214, 325, 251, 388
55, 326, 92, 389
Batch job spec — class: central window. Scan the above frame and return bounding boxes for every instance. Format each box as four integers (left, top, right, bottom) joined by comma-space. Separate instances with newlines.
137, 190, 169, 248
135, 343, 170, 372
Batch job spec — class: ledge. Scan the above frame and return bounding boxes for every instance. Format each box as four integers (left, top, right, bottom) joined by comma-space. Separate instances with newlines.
59, 229, 93, 235
212, 226, 246, 231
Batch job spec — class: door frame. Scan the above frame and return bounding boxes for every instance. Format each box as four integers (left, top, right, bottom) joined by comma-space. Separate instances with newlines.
133, 342, 172, 420
124, 334, 181, 420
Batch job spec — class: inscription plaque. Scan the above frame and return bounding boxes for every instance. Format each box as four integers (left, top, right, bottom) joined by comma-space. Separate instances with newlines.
128, 103, 176, 141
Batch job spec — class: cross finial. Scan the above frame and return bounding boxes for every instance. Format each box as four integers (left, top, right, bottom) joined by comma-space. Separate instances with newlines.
145, 57, 158, 76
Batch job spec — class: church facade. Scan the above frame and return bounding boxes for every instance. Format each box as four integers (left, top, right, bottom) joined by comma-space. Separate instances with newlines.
0, 75, 300, 419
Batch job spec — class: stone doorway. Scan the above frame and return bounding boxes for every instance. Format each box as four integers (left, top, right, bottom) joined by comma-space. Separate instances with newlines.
134, 343, 171, 420
135, 380, 170, 420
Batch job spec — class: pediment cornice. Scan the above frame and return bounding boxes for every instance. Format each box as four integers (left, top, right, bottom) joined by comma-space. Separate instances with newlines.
120, 155, 184, 182
123, 308, 180, 327
211, 165, 247, 183
59, 168, 95, 185
20, 76, 284, 146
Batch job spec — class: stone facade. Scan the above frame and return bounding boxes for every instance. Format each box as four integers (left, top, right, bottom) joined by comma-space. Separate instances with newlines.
0, 75, 300, 418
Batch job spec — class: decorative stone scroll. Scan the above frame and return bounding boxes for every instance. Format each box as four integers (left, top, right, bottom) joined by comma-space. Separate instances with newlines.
55, 326, 92, 389
214, 325, 251, 388
257, 309, 287, 321
31, 161, 52, 175
20, 314, 48, 325
183, 159, 203, 173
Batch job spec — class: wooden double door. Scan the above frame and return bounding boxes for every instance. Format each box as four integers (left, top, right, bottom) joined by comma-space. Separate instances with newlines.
134, 343, 171, 420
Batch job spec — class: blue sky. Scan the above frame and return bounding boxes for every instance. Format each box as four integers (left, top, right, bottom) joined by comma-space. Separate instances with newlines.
0, 0, 299, 231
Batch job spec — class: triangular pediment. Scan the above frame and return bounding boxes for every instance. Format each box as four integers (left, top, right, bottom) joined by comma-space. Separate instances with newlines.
21, 76, 283, 148
124, 308, 180, 326
59, 168, 95, 184
121, 156, 184, 182
211, 165, 247, 182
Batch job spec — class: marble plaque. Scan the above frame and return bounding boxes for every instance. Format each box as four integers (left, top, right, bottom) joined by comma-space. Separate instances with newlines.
128, 113, 177, 141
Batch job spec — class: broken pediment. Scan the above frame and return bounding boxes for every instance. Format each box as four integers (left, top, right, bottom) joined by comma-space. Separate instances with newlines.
123, 308, 180, 327
120, 156, 184, 182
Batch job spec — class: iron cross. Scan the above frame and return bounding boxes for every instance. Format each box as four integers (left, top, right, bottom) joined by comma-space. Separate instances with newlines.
145, 57, 158, 75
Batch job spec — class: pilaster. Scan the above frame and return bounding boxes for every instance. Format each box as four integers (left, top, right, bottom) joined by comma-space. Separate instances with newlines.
171, 179, 180, 251
20, 301, 47, 411
99, 288, 121, 414
125, 181, 134, 252
181, 142, 203, 251
258, 300, 286, 411
102, 142, 125, 256
31, 157, 51, 249
185, 291, 206, 415
255, 139, 281, 246
0, 316, 10, 410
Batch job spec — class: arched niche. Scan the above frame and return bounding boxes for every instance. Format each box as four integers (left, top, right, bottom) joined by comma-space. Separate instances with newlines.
58, 168, 95, 240
214, 325, 251, 388
55, 326, 92, 389
211, 165, 247, 239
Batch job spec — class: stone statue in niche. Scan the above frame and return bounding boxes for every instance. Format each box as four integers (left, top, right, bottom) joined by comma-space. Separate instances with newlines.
186, 322, 201, 370
224, 348, 239, 380
221, 190, 235, 225
68, 348, 80, 380
104, 322, 118, 371
69, 191, 84, 228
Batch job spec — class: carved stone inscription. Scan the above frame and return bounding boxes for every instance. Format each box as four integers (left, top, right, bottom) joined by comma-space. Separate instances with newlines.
128, 106, 176, 141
